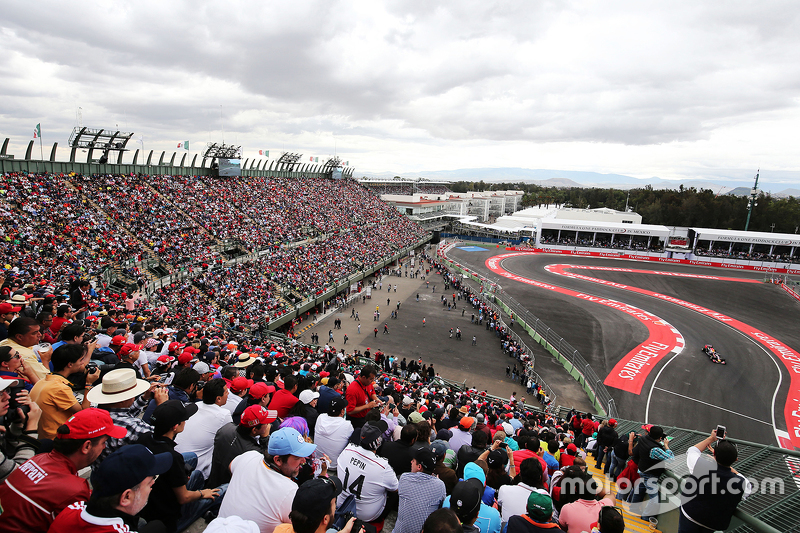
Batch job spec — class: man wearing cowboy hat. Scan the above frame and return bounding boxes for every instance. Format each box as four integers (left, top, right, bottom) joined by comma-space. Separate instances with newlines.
87, 368, 169, 466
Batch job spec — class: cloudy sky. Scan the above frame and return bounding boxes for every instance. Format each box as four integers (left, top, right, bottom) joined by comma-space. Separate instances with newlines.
2, 1, 799, 184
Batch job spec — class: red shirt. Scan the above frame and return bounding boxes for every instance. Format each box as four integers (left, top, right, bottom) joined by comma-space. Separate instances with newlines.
268, 389, 299, 418
345, 379, 374, 419
581, 419, 594, 436
513, 449, 548, 476
0, 451, 90, 532
48, 501, 136, 533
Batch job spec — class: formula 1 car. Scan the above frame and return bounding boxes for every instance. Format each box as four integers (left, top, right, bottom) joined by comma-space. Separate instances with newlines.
702, 345, 727, 365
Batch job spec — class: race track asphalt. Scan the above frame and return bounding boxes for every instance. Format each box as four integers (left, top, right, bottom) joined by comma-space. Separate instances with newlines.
448, 246, 800, 446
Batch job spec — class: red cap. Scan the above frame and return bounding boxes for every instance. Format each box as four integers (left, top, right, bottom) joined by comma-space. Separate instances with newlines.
110, 335, 127, 346
168, 341, 185, 352
118, 343, 139, 358
177, 353, 196, 365
0, 303, 21, 314
157, 354, 175, 364
566, 443, 578, 453
58, 408, 127, 440
231, 376, 254, 392
608, 419, 617, 427
249, 382, 276, 399
240, 406, 277, 427
183, 347, 200, 355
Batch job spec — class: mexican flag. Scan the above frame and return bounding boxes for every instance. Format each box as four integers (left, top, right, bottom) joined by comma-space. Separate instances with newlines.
314, 157, 319, 162
259, 150, 269, 157
33, 123, 41, 139
177, 141, 189, 150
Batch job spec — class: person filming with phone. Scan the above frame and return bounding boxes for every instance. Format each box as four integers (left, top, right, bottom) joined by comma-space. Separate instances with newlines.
678, 426, 752, 533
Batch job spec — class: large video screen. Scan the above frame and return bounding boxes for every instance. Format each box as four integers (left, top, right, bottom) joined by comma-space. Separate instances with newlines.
218, 158, 241, 177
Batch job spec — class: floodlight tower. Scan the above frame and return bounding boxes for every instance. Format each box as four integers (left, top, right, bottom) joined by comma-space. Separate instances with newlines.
744, 170, 759, 231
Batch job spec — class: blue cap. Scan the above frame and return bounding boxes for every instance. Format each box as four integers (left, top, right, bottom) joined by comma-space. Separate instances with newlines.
464, 462, 486, 486
268, 427, 318, 457
90, 444, 173, 498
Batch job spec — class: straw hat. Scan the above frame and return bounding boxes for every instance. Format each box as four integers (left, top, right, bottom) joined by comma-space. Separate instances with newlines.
86, 368, 150, 404
233, 353, 255, 368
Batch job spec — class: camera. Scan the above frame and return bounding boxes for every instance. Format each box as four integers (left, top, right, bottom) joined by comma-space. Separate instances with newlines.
716, 425, 726, 439
5, 384, 30, 425
86, 362, 99, 374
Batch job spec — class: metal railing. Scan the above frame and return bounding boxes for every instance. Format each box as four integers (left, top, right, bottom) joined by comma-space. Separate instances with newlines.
440, 239, 617, 418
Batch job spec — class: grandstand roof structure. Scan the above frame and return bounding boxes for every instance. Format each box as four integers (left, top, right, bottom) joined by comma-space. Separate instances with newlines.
358, 176, 453, 184
690, 227, 800, 247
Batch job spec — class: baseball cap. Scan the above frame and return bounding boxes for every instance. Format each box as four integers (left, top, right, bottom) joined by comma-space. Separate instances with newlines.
57, 408, 128, 440
436, 429, 453, 441
566, 443, 578, 454
298, 389, 320, 404
476, 413, 485, 424
133, 331, 147, 344
408, 412, 424, 424
413, 446, 437, 472
459, 416, 475, 430
205, 516, 260, 533
526, 492, 554, 521
156, 354, 175, 365
90, 444, 173, 498
451, 478, 484, 519
110, 335, 127, 346
268, 427, 317, 457
249, 382, 276, 400
240, 405, 278, 427
231, 377, 254, 393
178, 352, 197, 365
487, 449, 508, 469
193, 361, 211, 374
464, 462, 486, 486
328, 396, 348, 415
291, 477, 344, 527
430, 440, 449, 460
118, 343, 139, 358
359, 420, 389, 450
0, 303, 21, 314
0, 378, 20, 392
151, 399, 198, 434
168, 341, 185, 352
402, 396, 414, 405
608, 418, 617, 427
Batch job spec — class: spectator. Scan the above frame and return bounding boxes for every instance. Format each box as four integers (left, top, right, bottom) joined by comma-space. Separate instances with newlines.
456, 429, 488, 478
274, 476, 361, 533
449, 479, 484, 533
175, 378, 232, 480
269, 374, 300, 418
393, 447, 446, 533
48, 444, 173, 533
297, 389, 320, 438
443, 462, 501, 533
337, 420, 399, 523
142, 367, 201, 424
422, 508, 462, 533
0, 408, 126, 532
0, 377, 40, 481
679, 430, 751, 533
313, 396, 353, 474
207, 405, 277, 488
231, 380, 275, 426
497, 457, 546, 523
629, 425, 673, 522
381, 422, 419, 476
86, 368, 168, 464
316, 377, 344, 414
558, 472, 614, 533
607, 432, 634, 481
0, 345, 40, 389
507, 492, 564, 533
594, 419, 618, 472
223, 376, 253, 416
430, 440, 459, 495
30, 343, 100, 439
0, 317, 51, 380
219, 427, 317, 533
139, 399, 226, 532
483, 445, 515, 492
345, 365, 380, 429
449, 416, 474, 452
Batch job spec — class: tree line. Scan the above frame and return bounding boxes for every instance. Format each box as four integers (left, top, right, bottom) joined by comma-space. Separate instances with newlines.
448, 181, 800, 233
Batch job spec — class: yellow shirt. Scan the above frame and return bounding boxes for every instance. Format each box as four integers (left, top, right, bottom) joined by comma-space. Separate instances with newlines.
0, 338, 49, 380
30, 374, 78, 439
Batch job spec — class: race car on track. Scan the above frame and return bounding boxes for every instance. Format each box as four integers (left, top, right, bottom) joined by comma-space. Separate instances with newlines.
702, 345, 727, 365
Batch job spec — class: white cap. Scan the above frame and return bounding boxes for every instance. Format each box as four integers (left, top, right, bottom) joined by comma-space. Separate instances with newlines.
0, 379, 20, 392
193, 361, 211, 374
299, 389, 320, 404
205, 516, 260, 533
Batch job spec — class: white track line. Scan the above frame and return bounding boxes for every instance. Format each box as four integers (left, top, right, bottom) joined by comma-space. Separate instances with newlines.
652, 387, 774, 426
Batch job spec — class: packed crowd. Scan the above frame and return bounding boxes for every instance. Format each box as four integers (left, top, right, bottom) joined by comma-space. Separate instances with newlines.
693, 246, 792, 262
538, 235, 664, 252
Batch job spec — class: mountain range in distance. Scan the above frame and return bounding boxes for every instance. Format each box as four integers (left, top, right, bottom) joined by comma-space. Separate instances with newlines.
362, 168, 800, 198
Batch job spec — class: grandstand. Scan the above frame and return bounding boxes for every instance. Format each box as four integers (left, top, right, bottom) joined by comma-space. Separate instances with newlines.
1, 134, 792, 533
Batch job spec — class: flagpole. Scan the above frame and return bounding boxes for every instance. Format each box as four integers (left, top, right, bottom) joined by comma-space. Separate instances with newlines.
39, 130, 45, 173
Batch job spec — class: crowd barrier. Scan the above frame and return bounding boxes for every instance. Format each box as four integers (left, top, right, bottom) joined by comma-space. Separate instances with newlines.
782, 283, 800, 302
